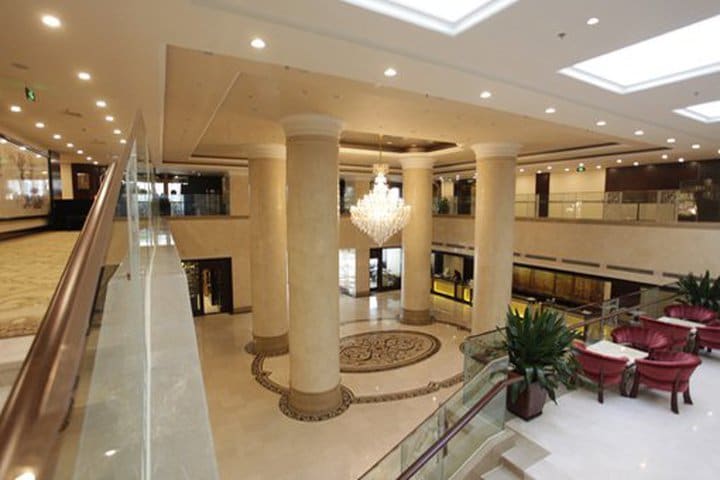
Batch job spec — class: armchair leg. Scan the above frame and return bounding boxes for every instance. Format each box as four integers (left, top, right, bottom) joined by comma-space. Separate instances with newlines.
598, 369, 605, 404
629, 374, 640, 398
671, 392, 679, 414
683, 389, 693, 405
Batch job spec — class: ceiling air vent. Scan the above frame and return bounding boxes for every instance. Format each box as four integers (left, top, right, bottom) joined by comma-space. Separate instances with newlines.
62, 108, 83, 118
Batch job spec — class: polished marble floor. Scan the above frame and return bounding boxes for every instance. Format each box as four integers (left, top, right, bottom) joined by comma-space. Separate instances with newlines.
195, 291, 472, 480
509, 350, 720, 479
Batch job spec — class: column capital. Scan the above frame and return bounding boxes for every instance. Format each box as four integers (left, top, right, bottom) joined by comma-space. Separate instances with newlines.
281, 114, 343, 139
245, 143, 286, 160
399, 156, 435, 170
470, 142, 522, 159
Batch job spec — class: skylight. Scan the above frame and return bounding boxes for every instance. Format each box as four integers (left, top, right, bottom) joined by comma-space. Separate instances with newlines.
674, 100, 720, 123
559, 14, 720, 94
340, 0, 518, 36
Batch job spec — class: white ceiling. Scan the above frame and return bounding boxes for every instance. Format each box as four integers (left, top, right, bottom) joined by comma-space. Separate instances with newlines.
0, 0, 718, 170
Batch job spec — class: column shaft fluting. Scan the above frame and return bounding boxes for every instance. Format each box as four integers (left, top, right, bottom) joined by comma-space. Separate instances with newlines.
248, 145, 288, 354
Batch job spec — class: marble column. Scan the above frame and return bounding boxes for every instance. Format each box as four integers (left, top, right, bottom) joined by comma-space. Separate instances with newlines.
470, 143, 521, 334
247, 144, 288, 355
399, 156, 435, 325
281, 114, 344, 416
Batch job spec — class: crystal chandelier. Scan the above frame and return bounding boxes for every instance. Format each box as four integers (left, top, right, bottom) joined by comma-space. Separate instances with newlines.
350, 138, 411, 245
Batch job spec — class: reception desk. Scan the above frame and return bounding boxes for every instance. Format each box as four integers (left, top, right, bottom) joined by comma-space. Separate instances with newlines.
432, 277, 473, 305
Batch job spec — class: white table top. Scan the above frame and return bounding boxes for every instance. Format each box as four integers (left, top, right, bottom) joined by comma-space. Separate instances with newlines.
587, 340, 648, 364
656, 316, 705, 332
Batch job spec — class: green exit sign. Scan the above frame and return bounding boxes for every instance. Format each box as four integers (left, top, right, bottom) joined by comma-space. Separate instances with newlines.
576, 165, 586, 172
25, 86, 37, 102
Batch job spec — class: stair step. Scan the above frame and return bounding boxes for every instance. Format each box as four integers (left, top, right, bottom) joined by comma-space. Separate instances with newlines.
500, 438, 549, 476
481, 466, 522, 480
525, 459, 574, 480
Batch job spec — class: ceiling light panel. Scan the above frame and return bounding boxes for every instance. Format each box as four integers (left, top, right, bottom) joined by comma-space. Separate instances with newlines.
560, 14, 720, 94
674, 99, 720, 123
340, 0, 519, 36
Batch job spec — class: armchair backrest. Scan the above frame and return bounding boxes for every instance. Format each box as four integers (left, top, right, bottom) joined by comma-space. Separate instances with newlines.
664, 304, 718, 324
635, 352, 701, 385
640, 316, 691, 346
697, 325, 720, 345
573, 345, 628, 379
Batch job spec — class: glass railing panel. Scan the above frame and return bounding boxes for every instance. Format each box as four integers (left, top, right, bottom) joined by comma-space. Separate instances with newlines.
360, 358, 509, 480
48, 121, 152, 479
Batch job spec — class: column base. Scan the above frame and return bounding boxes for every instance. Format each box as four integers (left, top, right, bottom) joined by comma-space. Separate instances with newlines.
399, 308, 433, 325
245, 333, 289, 356
280, 384, 352, 421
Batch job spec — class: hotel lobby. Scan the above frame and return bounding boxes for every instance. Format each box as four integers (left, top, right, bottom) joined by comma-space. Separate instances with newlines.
1, 1, 720, 479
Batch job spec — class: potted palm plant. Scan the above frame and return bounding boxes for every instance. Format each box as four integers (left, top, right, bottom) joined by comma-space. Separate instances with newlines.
677, 271, 720, 312
500, 307, 578, 420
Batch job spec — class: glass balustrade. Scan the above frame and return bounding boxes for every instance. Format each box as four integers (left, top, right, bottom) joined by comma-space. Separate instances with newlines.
434, 188, 720, 223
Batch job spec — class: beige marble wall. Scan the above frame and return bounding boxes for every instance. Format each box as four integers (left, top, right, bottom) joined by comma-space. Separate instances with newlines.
515, 175, 535, 196
549, 169, 606, 194
168, 217, 251, 310
433, 215, 720, 285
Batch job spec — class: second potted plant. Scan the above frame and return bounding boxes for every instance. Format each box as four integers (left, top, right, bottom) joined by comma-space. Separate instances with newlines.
500, 307, 578, 420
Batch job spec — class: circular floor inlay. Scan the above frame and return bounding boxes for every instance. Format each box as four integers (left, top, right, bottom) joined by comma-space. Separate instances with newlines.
339, 329, 441, 373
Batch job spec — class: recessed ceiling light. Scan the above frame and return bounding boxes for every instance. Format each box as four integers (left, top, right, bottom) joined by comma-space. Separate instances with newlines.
77, 71, 91, 81
250, 37, 266, 49
674, 99, 720, 123
596, 165, 602, 169
35, 122, 45, 129
66, 142, 74, 148
536, 170, 542, 174
564, 167, 570, 172
579, 162, 585, 167
86, 156, 92, 161
519, 168, 525, 172
667, 137, 676, 143
545, 107, 556, 114
77, 149, 84, 154
113, 129, 121, 135
340, 0, 520, 36
41, 14, 61, 28
560, 14, 720, 94
96, 100, 107, 108
480, 90, 492, 99
717, 148, 720, 155
120, 138, 127, 144
19, 146, 27, 151
634, 129, 644, 136
661, 154, 668, 159
692, 143, 700, 149
0, 138, 6, 144
35, 154, 42, 159
105, 115, 114, 122
53, 133, 61, 139
633, 161, 640, 166
616, 158, 623, 163
678, 157, 685, 163
10, 105, 22, 113
93, 161, 99, 165
586, 17, 599, 26
384, 67, 398, 77
546, 165, 552, 170
596, 120, 607, 126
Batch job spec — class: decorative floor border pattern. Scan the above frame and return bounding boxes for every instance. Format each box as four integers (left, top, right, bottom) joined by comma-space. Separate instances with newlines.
251, 317, 468, 421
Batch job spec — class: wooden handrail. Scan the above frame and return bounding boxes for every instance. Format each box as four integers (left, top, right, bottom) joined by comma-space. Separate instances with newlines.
0, 113, 143, 479
395, 373, 521, 480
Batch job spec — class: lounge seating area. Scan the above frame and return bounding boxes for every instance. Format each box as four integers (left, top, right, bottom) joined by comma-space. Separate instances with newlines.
574, 308, 715, 414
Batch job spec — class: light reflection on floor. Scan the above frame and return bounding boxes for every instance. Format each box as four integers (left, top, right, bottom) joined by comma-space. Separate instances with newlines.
195, 291, 470, 480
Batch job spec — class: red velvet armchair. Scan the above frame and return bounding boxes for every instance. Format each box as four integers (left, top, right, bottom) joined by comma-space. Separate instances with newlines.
664, 304, 718, 324
695, 325, 720, 353
611, 326, 671, 354
630, 351, 702, 414
573, 343, 629, 403
640, 316, 691, 350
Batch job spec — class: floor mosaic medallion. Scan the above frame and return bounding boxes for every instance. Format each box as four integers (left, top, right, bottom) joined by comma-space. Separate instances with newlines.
339, 329, 441, 373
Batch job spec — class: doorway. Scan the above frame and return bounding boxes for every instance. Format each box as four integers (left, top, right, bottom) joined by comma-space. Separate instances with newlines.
181, 258, 233, 316
369, 247, 402, 292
